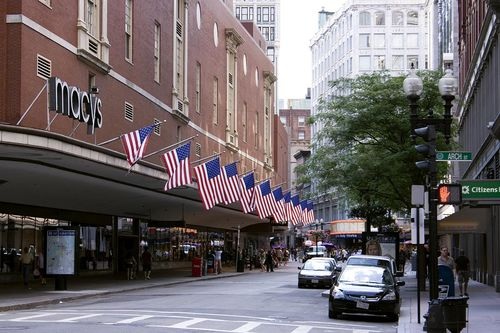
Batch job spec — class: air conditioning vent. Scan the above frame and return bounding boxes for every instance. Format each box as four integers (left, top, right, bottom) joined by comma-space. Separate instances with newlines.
153, 119, 161, 135
124, 102, 134, 121
228, 73, 233, 85
177, 101, 184, 113
195, 143, 201, 157
36, 55, 51, 80
89, 40, 99, 54
176, 21, 183, 38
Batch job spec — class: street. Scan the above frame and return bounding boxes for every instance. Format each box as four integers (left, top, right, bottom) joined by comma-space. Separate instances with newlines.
0, 264, 398, 333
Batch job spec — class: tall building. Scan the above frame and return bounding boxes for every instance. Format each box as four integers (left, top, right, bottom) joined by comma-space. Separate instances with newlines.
0, 0, 284, 273
308, 0, 429, 230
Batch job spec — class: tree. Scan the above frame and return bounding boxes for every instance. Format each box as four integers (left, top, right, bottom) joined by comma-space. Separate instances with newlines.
296, 71, 456, 227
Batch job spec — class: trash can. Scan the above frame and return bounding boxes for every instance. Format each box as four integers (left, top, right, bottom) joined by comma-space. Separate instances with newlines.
423, 299, 445, 333
237, 258, 244, 272
192, 257, 202, 277
206, 254, 215, 274
441, 296, 468, 333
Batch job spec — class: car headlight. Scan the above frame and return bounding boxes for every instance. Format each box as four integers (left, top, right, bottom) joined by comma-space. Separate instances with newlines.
331, 288, 345, 299
382, 290, 397, 301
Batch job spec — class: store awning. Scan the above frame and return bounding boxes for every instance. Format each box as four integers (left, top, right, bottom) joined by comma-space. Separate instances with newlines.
438, 206, 491, 234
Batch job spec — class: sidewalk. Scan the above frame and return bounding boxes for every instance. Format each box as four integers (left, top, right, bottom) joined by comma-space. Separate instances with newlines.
0, 263, 259, 312
397, 270, 500, 332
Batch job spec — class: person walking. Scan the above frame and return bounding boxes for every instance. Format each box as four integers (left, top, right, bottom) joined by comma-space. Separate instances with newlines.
455, 250, 471, 296
265, 249, 274, 272
214, 247, 223, 274
19, 247, 33, 289
36, 248, 46, 286
438, 246, 455, 271
141, 246, 152, 280
125, 252, 137, 280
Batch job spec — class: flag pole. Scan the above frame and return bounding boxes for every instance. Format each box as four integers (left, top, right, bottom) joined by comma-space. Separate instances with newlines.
240, 168, 256, 176
271, 182, 287, 189
191, 151, 225, 165
142, 134, 198, 159
255, 177, 271, 186
97, 119, 167, 146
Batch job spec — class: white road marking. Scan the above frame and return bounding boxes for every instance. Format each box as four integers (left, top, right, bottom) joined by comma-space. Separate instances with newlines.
114, 315, 154, 324
231, 321, 261, 332
168, 317, 207, 328
58, 314, 102, 322
10, 313, 57, 321
289, 326, 313, 333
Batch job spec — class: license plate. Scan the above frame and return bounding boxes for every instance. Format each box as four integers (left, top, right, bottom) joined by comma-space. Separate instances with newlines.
356, 301, 369, 310
311, 279, 319, 284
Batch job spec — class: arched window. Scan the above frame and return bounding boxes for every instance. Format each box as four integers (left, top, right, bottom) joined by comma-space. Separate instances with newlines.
375, 11, 385, 26
407, 11, 418, 25
392, 11, 403, 26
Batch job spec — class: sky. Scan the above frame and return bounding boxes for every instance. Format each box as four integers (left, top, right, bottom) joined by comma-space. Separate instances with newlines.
278, 0, 345, 101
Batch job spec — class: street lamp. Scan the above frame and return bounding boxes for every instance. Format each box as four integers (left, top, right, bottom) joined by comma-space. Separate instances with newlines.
403, 65, 457, 301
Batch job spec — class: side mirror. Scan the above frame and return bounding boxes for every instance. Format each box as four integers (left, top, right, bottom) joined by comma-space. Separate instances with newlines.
335, 266, 342, 273
396, 281, 406, 287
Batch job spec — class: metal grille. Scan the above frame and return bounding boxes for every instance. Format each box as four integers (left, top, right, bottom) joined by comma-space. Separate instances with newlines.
36, 55, 51, 80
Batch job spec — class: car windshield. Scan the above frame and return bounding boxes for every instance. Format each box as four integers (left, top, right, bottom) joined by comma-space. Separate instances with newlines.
339, 266, 394, 285
303, 260, 332, 271
348, 257, 391, 270
307, 246, 326, 252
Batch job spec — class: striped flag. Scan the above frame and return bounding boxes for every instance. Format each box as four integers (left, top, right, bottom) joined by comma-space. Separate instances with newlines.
283, 191, 297, 225
120, 124, 156, 166
300, 200, 309, 225
290, 194, 302, 225
255, 180, 274, 219
271, 187, 286, 223
161, 142, 192, 191
239, 172, 256, 214
220, 162, 240, 204
307, 201, 315, 224
194, 157, 224, 210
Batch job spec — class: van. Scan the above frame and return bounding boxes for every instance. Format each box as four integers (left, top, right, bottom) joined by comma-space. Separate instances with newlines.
304, 245, 328, 261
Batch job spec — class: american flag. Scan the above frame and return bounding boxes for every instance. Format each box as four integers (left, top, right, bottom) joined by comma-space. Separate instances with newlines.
290, 194, 302, 225
239, 172, 255, 214
300, 200, 309, 225
120, 124, 156, 166
255, 180, 274, 219
194, 157, 224, 210
307, 201, 315, 224
271, 187, 286, 223
283, 191, 297, 225
161, 142, 192, 191
221, 162, 240, 204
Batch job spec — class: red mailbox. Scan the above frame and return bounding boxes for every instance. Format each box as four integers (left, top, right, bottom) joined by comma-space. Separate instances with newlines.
192, 257, 202, 277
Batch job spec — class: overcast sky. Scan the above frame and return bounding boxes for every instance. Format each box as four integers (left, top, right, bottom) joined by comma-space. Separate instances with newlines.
278, 0, 344, 100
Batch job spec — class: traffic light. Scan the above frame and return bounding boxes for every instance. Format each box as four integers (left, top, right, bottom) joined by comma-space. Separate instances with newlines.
437, 183, 462, 204
414, 125, 436, 172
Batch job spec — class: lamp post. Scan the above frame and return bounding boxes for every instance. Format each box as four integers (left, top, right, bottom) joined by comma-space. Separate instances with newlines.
403, 66, 457, 301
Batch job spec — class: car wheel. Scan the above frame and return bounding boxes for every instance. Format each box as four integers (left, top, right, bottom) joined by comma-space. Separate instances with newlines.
298, 283, 303, 288
387, 313, 399, 322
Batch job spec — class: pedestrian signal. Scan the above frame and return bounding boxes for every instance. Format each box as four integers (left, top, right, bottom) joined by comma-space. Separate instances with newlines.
437, 184, 462, 205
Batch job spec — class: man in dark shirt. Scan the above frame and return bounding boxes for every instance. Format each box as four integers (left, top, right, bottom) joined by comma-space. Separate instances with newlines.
455, 250, 470, 296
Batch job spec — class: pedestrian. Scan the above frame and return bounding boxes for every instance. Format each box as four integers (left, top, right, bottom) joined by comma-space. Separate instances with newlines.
265, 249, 274, 272
455, 250, 470, 296
214, 247, 223, 274
437, 246, 455, 271
125, 252, 137, 280
36, 248, 46, 286
141, 246, 152, 280
19, 246, 33, 289
259, 249, 266, 272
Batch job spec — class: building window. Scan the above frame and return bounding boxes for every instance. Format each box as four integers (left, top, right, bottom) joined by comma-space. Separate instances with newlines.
375, 11, 385, 26
359, 33, 370, 48
154, 22, 160, 82
392, 11, 403, 25
174, 0, 186, 115
375, 55, 385, 70
373, 34, 385, 48
407, 11, 418, 25
392, 33, 403, 48
77, 0, 109, 69
359, 11, 370, 26
125, 0, 133, 61
359, 56, 370, 70
407, 56, 419, 69
243, 102, 248, 142
260, 27, 270, 41
87, 0, 99, 37
254, 111, 259, 149
298, 116, 305, 127
407, 33, 418, 48
213, 77, 218, 124
298, 131, 305, 140
194, 62, 201, 114
280, 116, 287, 125
392, 55, 404, 70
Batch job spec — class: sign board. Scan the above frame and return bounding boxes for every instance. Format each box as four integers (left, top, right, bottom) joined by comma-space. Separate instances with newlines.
459, 180, 500, 201
44, 227, 77, 276
411, 185, 425, 206
362, 232, 399, 264
411, 208, 425, 245
436, 151, 472, 161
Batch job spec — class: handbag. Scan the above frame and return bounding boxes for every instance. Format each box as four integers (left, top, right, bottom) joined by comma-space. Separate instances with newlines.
33, 268, 40, 278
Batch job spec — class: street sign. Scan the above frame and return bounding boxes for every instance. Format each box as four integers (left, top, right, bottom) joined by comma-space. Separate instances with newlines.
459, 180, 500, 200
436, 151, 472, 161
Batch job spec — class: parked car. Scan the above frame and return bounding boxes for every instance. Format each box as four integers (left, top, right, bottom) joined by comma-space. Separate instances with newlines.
309, 256, 338, 268
328, 265, 405, 321
298, 258, 336, 288
343, 254, 403, 277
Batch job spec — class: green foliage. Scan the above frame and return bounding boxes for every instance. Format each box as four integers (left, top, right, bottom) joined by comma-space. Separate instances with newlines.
297, 71, 456, 222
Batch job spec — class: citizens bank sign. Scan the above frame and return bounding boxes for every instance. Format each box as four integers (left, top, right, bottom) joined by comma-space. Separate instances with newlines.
48, 77, 103, 134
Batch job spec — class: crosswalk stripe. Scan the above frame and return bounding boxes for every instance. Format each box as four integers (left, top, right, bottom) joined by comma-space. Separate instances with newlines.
115, 315, 154, 324
289, 326, 313, 333
11, 313, 56, 321
58, 314, 102, 322
168, 317, 207, 328
231, 321, 261, 332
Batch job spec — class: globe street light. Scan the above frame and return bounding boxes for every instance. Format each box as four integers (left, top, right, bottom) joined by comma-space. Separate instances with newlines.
403, 65, 457, 301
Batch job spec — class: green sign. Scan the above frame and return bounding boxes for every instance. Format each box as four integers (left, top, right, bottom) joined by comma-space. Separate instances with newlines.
459, 180, 500, 200
436, 151, 472, 161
